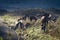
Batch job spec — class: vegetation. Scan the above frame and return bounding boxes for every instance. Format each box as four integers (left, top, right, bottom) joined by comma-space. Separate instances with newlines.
0, 36, 3, 40
0, 15, 60, 40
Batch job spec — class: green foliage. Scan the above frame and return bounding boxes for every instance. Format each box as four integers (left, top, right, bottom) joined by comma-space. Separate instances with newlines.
0, 37, 3, 40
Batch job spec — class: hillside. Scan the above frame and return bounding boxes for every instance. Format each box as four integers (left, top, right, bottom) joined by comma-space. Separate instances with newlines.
0, 8, 60, 40
0, 16, 60, 40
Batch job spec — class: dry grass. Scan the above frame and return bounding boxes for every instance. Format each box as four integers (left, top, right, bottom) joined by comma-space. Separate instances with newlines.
0, 15, 60, 40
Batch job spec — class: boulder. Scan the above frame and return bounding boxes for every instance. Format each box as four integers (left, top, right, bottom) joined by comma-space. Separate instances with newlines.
0, 25, 18, 40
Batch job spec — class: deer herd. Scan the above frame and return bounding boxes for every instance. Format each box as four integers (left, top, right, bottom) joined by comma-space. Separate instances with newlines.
13, 13, 58, 32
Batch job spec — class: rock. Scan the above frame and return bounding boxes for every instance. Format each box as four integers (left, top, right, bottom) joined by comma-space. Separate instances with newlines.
0, 25, 18, 40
